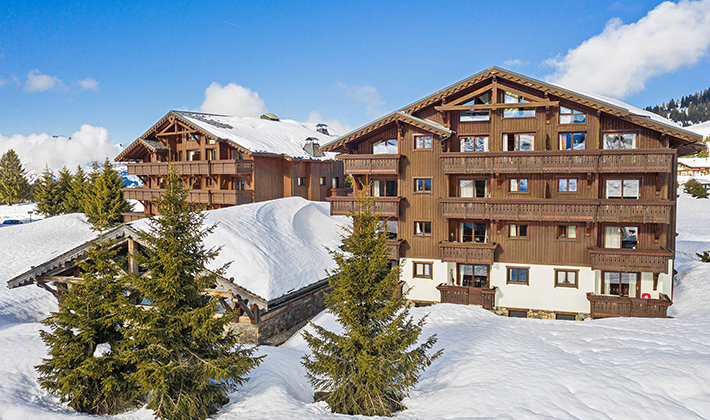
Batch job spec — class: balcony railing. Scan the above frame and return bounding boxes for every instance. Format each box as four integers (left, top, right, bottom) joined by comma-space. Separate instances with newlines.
339, 154, 400, 175
440, 198, 673, 224
439, 242, 497, 265
587, 293, 672, 318
386, 239, 403, 260
122, 188, 254, 206
440, 150, 674, 174
437, 285, 497, 310
126, 160, 253, 177
589, 247, 673, 273
327, 196, 401, 217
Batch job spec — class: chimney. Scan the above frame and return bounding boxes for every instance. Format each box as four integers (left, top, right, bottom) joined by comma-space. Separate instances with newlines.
303, 137, 324, 157
315, 123, 329, 135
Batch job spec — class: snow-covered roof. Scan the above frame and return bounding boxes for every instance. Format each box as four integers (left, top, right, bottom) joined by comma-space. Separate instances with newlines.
689, 121, 710, 140
173, 111, 339, 160
678, 157, 710, 168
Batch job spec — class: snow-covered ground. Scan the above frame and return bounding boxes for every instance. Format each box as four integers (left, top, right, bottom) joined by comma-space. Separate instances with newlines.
0, 203, 42, 225
1, 194, 710, 419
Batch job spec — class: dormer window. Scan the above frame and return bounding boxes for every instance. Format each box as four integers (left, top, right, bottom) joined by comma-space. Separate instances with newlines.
503, 92, 535, 118
559, 107, 586, 124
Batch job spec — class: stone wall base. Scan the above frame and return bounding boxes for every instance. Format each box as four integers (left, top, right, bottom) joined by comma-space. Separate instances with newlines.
493, 306, 589, 321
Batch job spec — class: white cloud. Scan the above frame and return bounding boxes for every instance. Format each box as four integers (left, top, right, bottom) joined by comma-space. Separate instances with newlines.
24, 69, 68, 93
337, 82, 385, 117
545, 0, 710, 98
503, 59, 529, 68
306, 111, 352, 136
0, 125, 122, 173
78, 77, 99, 92
199, 82, 266, 117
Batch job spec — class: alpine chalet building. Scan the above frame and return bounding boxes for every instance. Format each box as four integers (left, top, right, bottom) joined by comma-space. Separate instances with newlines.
322, 67, 703, 320
116, 110, 344, 219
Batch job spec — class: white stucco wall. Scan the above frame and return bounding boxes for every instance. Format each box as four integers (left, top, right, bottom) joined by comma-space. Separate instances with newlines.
399, 258, 453, 303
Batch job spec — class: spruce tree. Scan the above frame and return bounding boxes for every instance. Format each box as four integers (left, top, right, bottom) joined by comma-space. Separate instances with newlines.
302, 190, 442, 416
36, 233, 140, 414
0, 149, 31, 205
56, 166, 73, 213
65, 165, 88, 213
127, 166, 261, 420
35, 166, 63, 216
84, 159, 132, 230
684, 178, 709, 199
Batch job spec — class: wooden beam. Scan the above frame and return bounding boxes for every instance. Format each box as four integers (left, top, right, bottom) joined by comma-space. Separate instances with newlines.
127, 238, 139, 274
41, 276, 84, 284
435, 101, 559, 111
496, 83, 547, 103
156, 130, 197, 137
447, 84, 494, 107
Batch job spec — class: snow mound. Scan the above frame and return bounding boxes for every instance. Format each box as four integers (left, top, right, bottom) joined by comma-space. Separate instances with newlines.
689, 120, 710, 140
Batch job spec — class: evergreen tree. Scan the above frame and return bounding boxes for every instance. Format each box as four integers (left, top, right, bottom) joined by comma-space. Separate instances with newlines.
56, 166, 73, 213
302, 190, 442, 416
683, 178, 709, 199
36, 234, 140, 414
127, 166, 261, 420
84, 159, 132, 230
35, 166, 63, 216
65, 165, 88, 213
0, 149, 31, 205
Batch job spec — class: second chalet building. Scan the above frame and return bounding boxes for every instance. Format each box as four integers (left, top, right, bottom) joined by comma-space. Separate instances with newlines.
116, 110, 344, 219
321, 66, 704, 320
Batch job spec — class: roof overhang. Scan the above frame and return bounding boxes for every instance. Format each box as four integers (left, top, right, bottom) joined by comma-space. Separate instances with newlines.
115, 138, 169, 162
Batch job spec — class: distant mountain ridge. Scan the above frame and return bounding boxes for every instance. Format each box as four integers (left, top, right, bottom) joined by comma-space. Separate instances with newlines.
645, 87, 710, 127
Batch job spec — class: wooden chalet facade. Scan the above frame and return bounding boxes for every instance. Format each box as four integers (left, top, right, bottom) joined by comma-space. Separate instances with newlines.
116, 111, 344, 220
322, 67, 703, 319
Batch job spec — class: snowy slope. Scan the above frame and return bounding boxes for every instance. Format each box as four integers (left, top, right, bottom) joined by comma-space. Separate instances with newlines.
689, 120, 710, 140
1, 195, 710, 419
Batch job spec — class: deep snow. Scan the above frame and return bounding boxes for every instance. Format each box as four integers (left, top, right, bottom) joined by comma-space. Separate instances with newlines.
1, 194, 710, 419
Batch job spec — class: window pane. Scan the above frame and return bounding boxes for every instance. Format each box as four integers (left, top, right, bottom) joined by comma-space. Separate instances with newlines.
573, 133, 586, 150
605, 226, 622, 248
474, 223, 487, 243
460, 137, 474, 152
474, 265, 488, 276
558, 225, 567, 238
569, 271, 576, 285
373, 180, 383, 197
511, 179, 519, 192
623, 180, 639, 199
475, 136, 488, 152
604, 134, 619, 150
504, 92, 519, 103
386, 180, 397, 196
559, 133, 572, 150
518, 134, 533, 151
519, 225, 528, 236
425, 264, 431, 276
569, 179, 577, 191
510, 268, 518, 281
520, 179, 528, 192
622, 227, 638, 249
561, 107, 571, 114
559, 179, 568, 192
519, 269, 527, 282
474, 180, 486, 197
606, 180, 622, 198
461, 222, 473, 242
568, 225, 577, 239
460, 264, 473, 286
460, 180, 474, 197
557, 271, 566, 284
620, 134, 636, 149
373, 140, 387, 154
510, 224, 517, 237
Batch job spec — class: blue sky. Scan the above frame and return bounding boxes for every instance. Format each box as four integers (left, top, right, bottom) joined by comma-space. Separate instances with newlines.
1, 0, 709, 168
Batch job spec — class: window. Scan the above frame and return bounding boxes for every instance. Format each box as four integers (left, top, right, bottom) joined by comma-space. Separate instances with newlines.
460, 110, 490, 122
503, 92, 536, 118
332, 177, 340, 189
415, 221, 432, 236
205, 177, 213, 187
559, 107, 586, 124
460, 136, 489, 152
459, 179, 487, 198
188, 151, 200, 161
373, 139, 398, 154
373, 179, 397, 197
319, 177, 326, 186
555, 270, 578, 288
233, 177, 246, 190
413, 262, 432, 279
208, 138, 216, 145
415, 178, 432, 192
557, 225, 577, 239
603, 272, 638, 297
604, 226, 638, 249
188, 133, 199, 142
603, 133, 637, 149
297, 177, 306, 186
385, 220, 398, 240
559, 133, 586, 150
415, 135, 433, 149
556, 313, 576, 321
558, 178, 578, 192
459, 264, 489, 287
509, 224, 528, 238
460, 222, 487, 243
507, 267, 529, 285
510, 178, 528, 192
606, 179, 639, 199
232, 149, 244, 160
508, 310, 528, 318
503, 133, 534, 151
206, 149, 216, 161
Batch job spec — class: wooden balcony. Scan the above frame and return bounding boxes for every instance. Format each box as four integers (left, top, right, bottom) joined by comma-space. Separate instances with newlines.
439, 242, 497, 265
339, 154, 400, 175
122, 188, 254, 206
122, 212, 145, 222
440, 198, 673, 224
126, 160, 253, 177
386, 239, 403, 260
437, 285, 497, 310
589, 247, 673, 273
587, 293, 672, 318
327, 196, 401, 217
440, 149, 674, 174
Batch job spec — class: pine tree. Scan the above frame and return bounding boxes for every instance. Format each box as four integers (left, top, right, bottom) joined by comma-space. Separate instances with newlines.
35, 166, 63, 216
302, 190, 442, 416
0, 149, 31, 205
65, 165, 88, 213
84, 159, 132, 230
127, 166, 262, 420
36, 234, 140, 414
683, 178, 709, 199
56, 166, 73, 213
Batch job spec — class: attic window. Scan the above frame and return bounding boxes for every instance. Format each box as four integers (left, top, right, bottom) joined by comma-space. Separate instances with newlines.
460, 93, 490, 122
503, 91, 535, 118
559, 107, 586, 124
